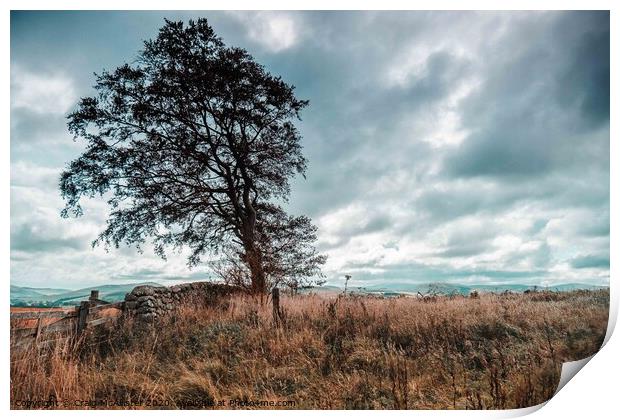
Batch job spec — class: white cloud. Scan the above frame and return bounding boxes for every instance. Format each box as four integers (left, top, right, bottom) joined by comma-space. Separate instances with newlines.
11, 65, 76, 114
11, 161, 62, 190
10, 180, 213, 289
228, 11, 301, 53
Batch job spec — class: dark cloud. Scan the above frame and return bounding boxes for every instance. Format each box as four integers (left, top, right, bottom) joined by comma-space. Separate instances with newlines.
576, 213, 610, 238
11, 224, 86, 253
11, 109, 68, 144
445, 11, 609, 179
571, 254, 610, 269
553, 13, 610, 129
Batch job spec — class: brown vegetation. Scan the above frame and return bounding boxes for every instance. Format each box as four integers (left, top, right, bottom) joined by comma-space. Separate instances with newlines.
10, 289, 608, 410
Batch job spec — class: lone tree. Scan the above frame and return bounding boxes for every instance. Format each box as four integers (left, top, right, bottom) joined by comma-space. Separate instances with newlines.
60, 19, 326, 294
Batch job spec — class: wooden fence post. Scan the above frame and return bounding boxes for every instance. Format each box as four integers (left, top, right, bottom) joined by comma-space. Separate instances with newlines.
89, 290, 99, 302
77, 300, 90, 335
272, 287, 281, 327
34, 317, 42, 343
76, 290, 99, 335
10, 291, 125, 347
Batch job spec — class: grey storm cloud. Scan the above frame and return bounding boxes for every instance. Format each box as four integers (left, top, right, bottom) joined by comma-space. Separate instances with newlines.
445, 12, 609, 179
571, 254, 610, 270
10, 109, 68, 145
11, 224, 86, 253
10, 11, 609, 289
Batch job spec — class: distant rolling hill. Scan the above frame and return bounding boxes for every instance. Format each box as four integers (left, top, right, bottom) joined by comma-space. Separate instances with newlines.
10, 282, 164, 307
11, 281, 608, 306
10, 285, 70, 301
313, 282, 608, 296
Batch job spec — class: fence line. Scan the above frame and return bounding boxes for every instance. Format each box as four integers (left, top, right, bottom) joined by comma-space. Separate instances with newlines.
9, 310, 76, 319
10, 290, 125, 346
11, 285, 264, 346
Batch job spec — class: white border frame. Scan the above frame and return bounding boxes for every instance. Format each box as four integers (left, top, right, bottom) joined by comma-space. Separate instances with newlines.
2, 2, 616, 419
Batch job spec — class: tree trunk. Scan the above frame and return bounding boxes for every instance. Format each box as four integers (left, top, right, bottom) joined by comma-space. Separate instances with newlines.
246, 245, 266, 295
239, 178, 267, 295
240, 211, 266, 295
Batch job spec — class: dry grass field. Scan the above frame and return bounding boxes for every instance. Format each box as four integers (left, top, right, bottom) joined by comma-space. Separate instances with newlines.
10, 289, 609, 410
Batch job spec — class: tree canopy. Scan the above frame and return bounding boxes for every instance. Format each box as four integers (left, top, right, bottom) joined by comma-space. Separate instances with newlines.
60, 18, 326, 294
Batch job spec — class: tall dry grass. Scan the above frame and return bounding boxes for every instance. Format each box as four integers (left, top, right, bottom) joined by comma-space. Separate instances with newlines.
10, 289, 609, 409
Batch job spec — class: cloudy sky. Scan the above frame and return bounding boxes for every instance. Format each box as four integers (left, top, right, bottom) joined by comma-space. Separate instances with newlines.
10, 11, 609, 289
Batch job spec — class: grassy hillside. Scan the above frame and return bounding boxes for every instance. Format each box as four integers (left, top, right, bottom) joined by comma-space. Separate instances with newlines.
10, 289, 608, 409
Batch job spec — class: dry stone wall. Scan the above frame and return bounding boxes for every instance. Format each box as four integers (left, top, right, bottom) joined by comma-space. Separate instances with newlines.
123, 282, 239, 321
